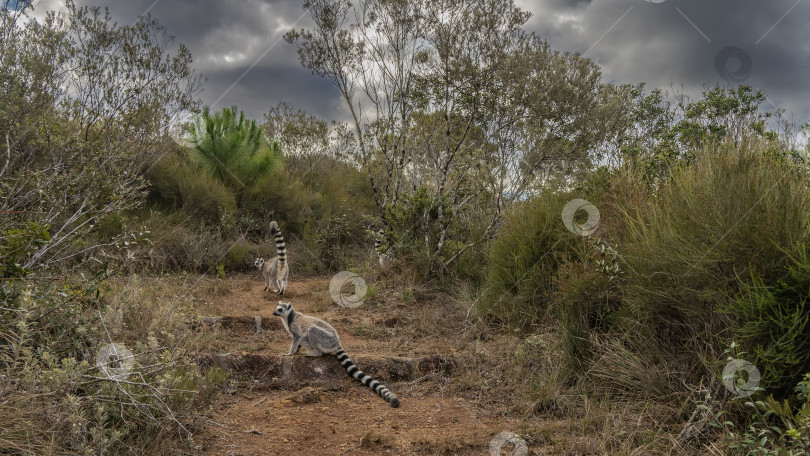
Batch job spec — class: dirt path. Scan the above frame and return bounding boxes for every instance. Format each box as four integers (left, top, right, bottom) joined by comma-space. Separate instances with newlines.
192, 276, 459, 358
192, 275, 532, 455
199, 390, 510, 455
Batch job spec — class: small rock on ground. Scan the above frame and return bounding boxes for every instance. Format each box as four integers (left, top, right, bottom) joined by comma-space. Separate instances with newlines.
286, 387, 322, 405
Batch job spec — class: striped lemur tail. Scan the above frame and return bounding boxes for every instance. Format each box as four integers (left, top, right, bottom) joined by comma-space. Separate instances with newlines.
374, 229, 386, 254
336, 348, 400, 408
270, 221, 287, 272
373, 229, 393, 268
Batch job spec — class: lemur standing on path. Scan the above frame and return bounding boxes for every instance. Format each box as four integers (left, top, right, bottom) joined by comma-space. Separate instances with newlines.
273, 301, 400, 408
254, 221, 288, 295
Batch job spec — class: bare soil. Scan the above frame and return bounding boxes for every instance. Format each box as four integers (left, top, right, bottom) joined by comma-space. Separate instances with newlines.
192, 275, 463, 358
198, 389, 513, 456
191, 274, 535, 455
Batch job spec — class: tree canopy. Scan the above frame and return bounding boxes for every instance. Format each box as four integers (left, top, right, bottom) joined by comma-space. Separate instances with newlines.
186, 106, 283, 202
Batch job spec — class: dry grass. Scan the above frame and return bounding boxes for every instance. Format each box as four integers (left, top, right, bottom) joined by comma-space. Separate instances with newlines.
0, 395, 48, 455
0, 272, 227, 455
447, 319, 700, 455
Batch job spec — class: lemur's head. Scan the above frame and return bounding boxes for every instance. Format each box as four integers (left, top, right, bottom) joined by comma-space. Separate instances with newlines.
254, 258, 265, 268
273, 301, 293, 317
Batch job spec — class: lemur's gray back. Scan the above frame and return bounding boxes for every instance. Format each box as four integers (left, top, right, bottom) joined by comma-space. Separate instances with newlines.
257, 221, 288, 295
308, 324, 339, 350
275, 302, 400, 407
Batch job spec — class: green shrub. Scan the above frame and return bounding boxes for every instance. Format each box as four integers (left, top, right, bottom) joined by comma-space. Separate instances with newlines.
140, 148, 378, 274
243, 166, 319, 232
243, 155, 375, 236
95, 213, 125, 239
179, 170, 236, 223
186, 106, 282, 201
708, 372, 810, 455
0, 222, 51, 279
725, 247, 810, 397
476, 191, 583, 329
226, 240, 250, 271
618, 141, 810, 349
148, 153, 236, 223
146, 154, 185, 206
552, 243, 621, 373
382, 186, 485, 277
592, 141, 810, 405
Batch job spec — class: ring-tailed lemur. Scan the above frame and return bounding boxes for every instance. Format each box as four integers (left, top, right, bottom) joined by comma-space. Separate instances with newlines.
273, 301, 400, 408
373, 229, 393, 269
254, 221, 288, 295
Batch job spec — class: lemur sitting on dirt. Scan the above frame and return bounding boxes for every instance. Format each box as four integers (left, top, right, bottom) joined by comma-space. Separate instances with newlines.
273, 300, 400, 407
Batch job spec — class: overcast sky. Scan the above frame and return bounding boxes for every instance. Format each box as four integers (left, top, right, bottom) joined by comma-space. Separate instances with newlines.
33, 0, 810, 124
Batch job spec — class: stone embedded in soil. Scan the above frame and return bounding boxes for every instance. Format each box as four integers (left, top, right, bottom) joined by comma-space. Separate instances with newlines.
286, 387, 322, 405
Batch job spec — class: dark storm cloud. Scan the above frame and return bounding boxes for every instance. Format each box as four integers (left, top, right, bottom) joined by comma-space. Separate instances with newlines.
520, 0, 810, 120
200, 64, 342, 122
65, 0, 809, 123
68, 0, 326, 120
